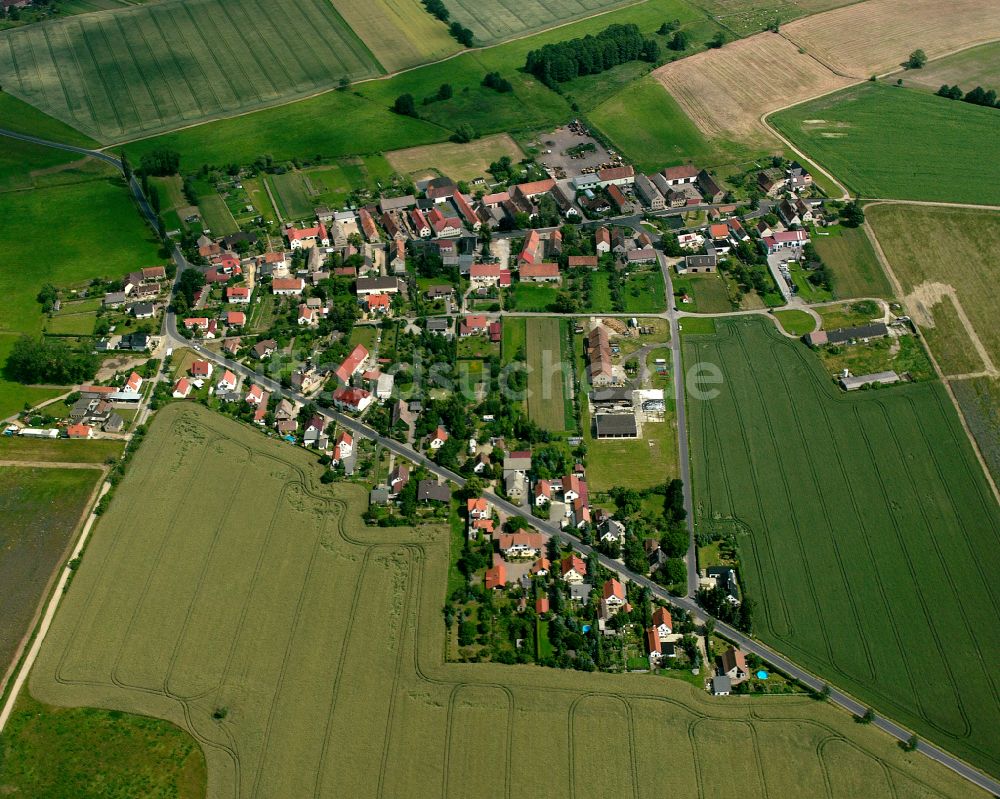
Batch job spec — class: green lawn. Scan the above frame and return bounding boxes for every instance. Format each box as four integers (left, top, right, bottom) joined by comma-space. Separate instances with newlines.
622, 269, 667, 313
0, 436, 125, 463
196, 193, 239, 236
787, 261, 833, 303
772, 83, 1000, 204
0, 694, 205, 799
349, 325, 378, 352
678, 316, 716, 335
0, 91, 98, 146
772, 309, 816, 336
686, 316, 1000, 778
501, 316, 526, 365
590, 76, 719, 171
269, 171, 314, 221
511, 283, 559, 312
811, 225, 892, 300
674, 272, 732, 313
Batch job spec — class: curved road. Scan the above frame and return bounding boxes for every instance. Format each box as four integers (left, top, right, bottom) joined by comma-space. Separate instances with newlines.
5, 127, 1000, 797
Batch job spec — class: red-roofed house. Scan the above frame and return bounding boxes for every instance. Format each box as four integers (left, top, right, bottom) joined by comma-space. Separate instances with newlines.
429, 426, 448, 450
601, 578, 626, 618
534, 479, 551, 506
662, 164, 698, 185
285, 222, 329, 249
646, 627, 663, 660
245, 384, 265, 406
721, 647, 749, 680
467, 497, 490, 520
409, 208, 431, 238
225, 311, 246, 327
519, 229, 543, 266
652, 606, 673, 639
597, 165, 635, 186
470, 263, 506, 288
595, 226, 611, 254
498, 532, 544, 558
272, 278, 305, 295
173, 378, 191, 398
459, 314, 489, 337
358, 208, 380, 243
519, 262, 560, 283
427, 206, 462, 238
454, 192, 481, 231
366, 293, 391, 314
253, 393, 270, 425
535, 596, 550, 615
333, 431, 353, 463
335, 344, 369, 385
66, 423, 94, 439
124, 372, 143, 394
190, 360, 213, 378
568, 255, 599, 269
488, 321, 501, 343
184, 317, 209, 331
513, 178, 555, 200
561, 555, 586, 584
530, 557, 551, 576
297, 305, 318, 326
217, 370, 237, 392
227, 286, 251, 303
485, 553, 507, 590
331, 386, 373, 413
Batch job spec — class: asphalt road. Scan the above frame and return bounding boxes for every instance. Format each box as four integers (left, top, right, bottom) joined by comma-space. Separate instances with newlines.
5, 126, 999, 796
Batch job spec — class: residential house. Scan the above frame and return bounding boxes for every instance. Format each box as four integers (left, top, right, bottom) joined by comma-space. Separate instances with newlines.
661, 165, 699, 186
600, 579, 626, 618
332, 431, 353, 463
123, 372, 142, 394
335, 344, 369, 384
184, 317, 209, 331
429, 426, 449, 450
647, 627, 663, 661
173, 378, 191, 399
358, 208, 380, 243
756, 168, 787, 197
409, 208, 431, 238
681, 254, 717, 274
625, 247, 657, 265
356, 276, 403, 297
720, 646, 749, 680
595, 226, 611, 254
560, 554, 586, 584
427, 206, 463, 238
530, 557, 550, 577
607, 184, 639, 215
254, 339, 277, 360
467, 497, 490, 521
130, 302, 155, 319
216, 370, 237, 392
272, 278, 305, 295
227, 286, 251, 303
285, 222, 329, 249
597, 165, 635, 187
459, 314, 489, 337
761, 229, 809, 254
652, 606, 673, 639
416, 479, 450, 504
190, 360, 213, 379
634, 173, 666, 210
388, 464, 410, 497
535, 596, 550, 615
534, 479, 552, 506
519, 262, 561, 283
303, 415, 327, 448
66, 423, 94, 439
225, 311, 246, 328
498, 532, 544, 559
469, 264, 507, 288
331, 386, 373, 413
390, 239, 407, 273
711, 676, 732, 695
697, 170, 724, 203
597, 517, 626, 547
365, 293, 391, 315
485, 553, 508, 590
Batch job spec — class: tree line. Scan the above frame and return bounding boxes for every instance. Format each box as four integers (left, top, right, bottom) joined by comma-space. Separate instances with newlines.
935, 83, 1000, 109
524, 23, 659, 86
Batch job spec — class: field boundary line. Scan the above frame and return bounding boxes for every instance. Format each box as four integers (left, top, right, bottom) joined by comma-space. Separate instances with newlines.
0, 476, 109, 733
863, 209, 1000, 507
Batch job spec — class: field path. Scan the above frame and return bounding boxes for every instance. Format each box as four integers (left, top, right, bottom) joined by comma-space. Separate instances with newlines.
862, 213, 1000, 507
0, 459, 106, 469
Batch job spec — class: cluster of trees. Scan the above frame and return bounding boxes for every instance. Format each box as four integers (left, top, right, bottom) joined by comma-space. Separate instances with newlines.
482, 71, 512, 93
170, 268, 206, 318
36, 283, 59, 314
696, 585, 754, 632
139, 147, 180, 176
904, 49, 927, 69
936, 83, 999, 108
5, 335, 97, 385
392, 93, 417, 117
423, 83, 452, 105
524, 24, 658, 86
840, 200, 864, 228
449, 21, 474, 47
421, 0, 448, 21
802, 243, 833, 292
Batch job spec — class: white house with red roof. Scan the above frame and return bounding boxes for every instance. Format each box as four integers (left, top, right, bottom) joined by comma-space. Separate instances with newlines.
652, 606, 673, 639
519, 262, 560, 283
560, 555, 587, 584
172, 378, 191, 399
601, 579, 626, 618
297, 305, 318, 326
467, 497, 490, 521
595, 227, 611, 254
427, 206, 462, 238
459, 314, 489, 337
245, 384, 265, 406
216, 370, 237, 392
285, 222, 329, 249
227, 286, 251, 303
428, 426, 448, 450
225, 311, 246, 327
184, 317, 209, 331
331, 386, 373, 413
761, 229, 809, 254
272, 278, 305, 295
124, 372, 143, 394
469, 264, 507, 288
409, 208, 431, 238
332, 431, 353, 463
66, 423, 94, 439
335, 344, 369, 385
365, 293, 391, 314
190, 360, 213, 379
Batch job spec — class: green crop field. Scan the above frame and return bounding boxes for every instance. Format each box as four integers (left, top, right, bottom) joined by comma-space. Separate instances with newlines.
0, 436, 125, 463
771, 83, 1000, 204
590, 76, 719, 172
334, 0, 459, 71
686, 316, 1000, 777
0, 0, 382, 144
810, 225, 891, 300
268, 171, 314, 221
526, 317, 568, 431
0, 466, 100, 682
441, 0, 633, 44
13, 403, 989, 798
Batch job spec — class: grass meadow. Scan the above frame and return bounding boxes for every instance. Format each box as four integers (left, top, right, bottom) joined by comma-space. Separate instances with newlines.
771, 83, 1000, 204
0, 466, 101, 683
772, 309, 816, 336
685, 316, 1000, 777
12, 403, 990, 798
810, 224, 891, 300
0, 0, 382, 143
589, 77, 719, 172
526, 317, 569, 431
888, 41, 1000, 95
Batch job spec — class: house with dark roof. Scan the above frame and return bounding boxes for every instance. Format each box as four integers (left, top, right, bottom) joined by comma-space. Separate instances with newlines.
417, 479, 451, 503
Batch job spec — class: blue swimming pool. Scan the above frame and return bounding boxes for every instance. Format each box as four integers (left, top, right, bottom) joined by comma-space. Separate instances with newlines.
756, 670, 769, 679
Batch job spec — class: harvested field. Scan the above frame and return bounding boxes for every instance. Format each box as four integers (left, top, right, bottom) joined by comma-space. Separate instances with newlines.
653, 32, 851, 149
0, 467, 100, 687
442, 0, 634, 45
782, 0, 1000, 78
889, 40, 1000, 94
0, 0, 382, 144
17, 403, 991, 798
386, 133, 523, 182
686, 316, 1000, 778
333, 0, 459, 72
526, 317, 569, 431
